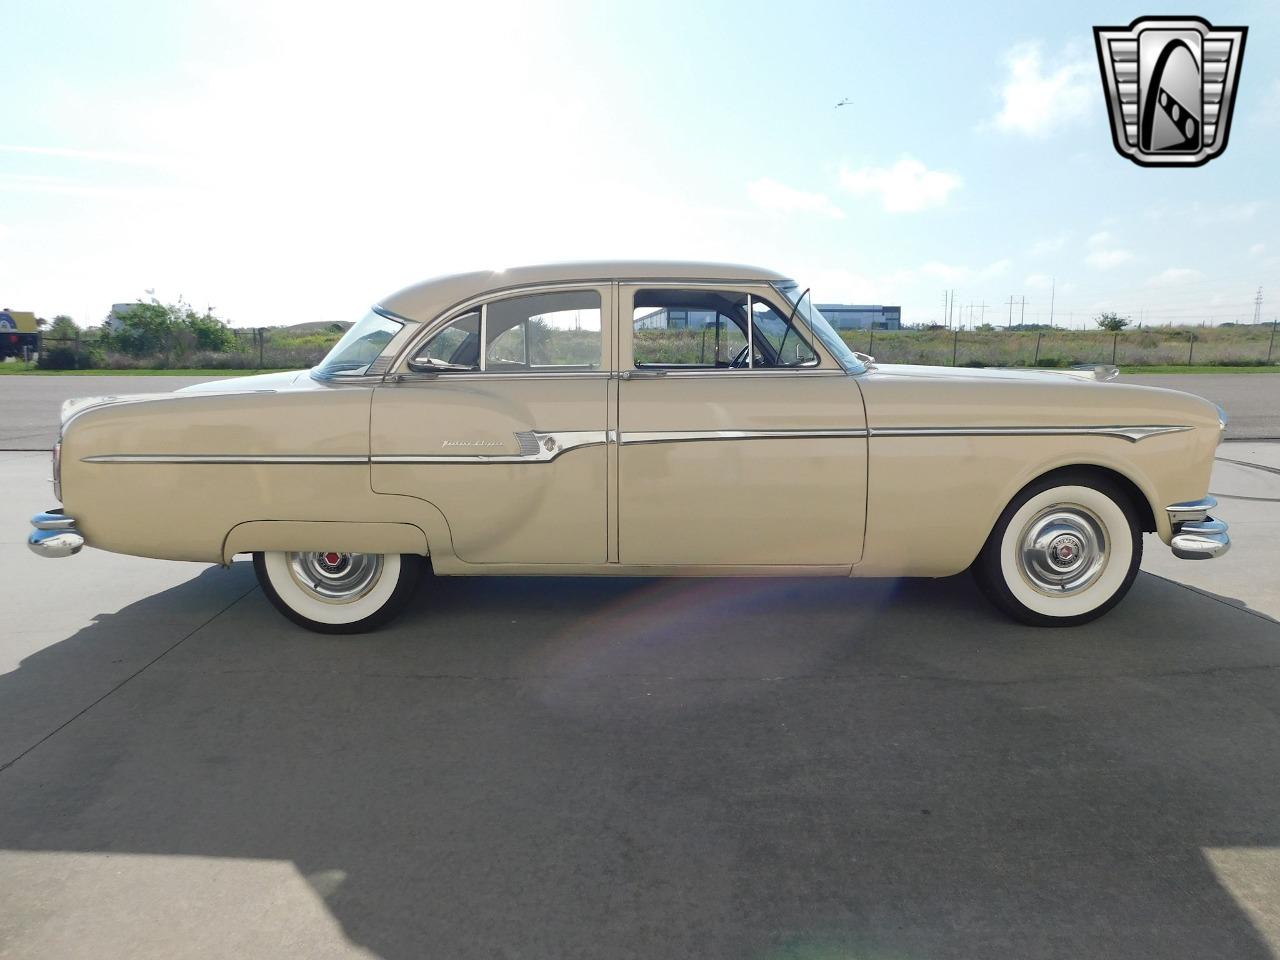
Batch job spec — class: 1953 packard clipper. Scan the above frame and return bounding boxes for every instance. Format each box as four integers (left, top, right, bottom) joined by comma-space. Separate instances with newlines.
28, 261, 1229, 632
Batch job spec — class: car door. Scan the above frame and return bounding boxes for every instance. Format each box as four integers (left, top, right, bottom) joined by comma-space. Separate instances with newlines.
370, 283, 612, 564
617, 282, 867, 566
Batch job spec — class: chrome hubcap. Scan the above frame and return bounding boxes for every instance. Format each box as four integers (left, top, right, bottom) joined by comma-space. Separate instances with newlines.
287, 552, 383, 604
1017, 506, 1108, 596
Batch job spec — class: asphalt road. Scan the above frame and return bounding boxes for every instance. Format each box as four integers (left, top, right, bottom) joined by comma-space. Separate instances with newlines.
1, 372, 1276, 450
3, 447, 1280, 959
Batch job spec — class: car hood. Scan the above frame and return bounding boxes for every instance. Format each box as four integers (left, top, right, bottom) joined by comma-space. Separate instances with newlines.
59, 369, 316, 429
175, 369, 312, 393
868, 363, 1118, 384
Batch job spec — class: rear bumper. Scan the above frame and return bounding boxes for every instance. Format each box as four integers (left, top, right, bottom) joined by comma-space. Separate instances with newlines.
27, 509, 85, 558
1167, 497, 1230, 560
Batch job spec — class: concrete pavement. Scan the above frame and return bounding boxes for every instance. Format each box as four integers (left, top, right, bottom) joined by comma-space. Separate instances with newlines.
2, 448, 1280, 959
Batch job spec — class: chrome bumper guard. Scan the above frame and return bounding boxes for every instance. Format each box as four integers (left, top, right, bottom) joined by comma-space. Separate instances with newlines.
1166, 497, 1230, 560
27, 510, 85, 558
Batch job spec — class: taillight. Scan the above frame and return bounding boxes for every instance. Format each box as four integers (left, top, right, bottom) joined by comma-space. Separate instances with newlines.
52, 441, 62, 502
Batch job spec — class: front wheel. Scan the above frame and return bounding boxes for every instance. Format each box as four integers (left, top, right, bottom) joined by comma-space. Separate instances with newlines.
973, 474, 1143, 627
253, 551, 424, 634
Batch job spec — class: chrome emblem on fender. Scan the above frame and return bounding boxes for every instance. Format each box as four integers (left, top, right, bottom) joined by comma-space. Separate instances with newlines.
1093, 16, 1246, 167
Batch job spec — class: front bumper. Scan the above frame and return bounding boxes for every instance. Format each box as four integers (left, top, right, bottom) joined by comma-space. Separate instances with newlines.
1167, 497, 1230, 560
27, 509, 85, 558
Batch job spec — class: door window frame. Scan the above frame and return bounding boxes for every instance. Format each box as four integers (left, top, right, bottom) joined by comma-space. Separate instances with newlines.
392, 282, 615, 378
618, 281, 837, 375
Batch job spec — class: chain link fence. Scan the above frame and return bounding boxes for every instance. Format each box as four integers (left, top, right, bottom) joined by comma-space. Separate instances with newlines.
26, 329, 337, 371
14, 324, 1280, 371
843, 325, 1280, 368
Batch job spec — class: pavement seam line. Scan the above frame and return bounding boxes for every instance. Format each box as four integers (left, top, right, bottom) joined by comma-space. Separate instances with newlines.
0, 581, 259, 775
1215, 455, 1280, 476
1144, 570, 1279, 626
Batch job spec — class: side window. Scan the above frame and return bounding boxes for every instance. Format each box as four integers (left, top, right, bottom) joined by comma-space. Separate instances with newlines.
417, 310, 481, 370
413, 290, 601, 373
751, 299, 818, 367
631, 289, 817, 369
485, 291, 601, 370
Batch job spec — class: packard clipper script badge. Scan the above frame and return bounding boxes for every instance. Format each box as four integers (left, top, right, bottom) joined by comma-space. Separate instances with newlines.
1094, 16, 1247, 167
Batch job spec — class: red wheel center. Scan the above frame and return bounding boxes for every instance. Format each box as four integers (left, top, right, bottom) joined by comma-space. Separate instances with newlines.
323, 552, 341, 566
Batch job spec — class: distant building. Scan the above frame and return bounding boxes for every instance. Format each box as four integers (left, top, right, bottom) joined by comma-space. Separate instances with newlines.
634, 307, 717, 330
103, 303, 141, 333
0, 309, 40, 360
816, 304, 901, 330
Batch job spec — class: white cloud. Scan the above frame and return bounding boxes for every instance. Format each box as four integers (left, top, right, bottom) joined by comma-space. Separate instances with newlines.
838, 156, 962, 213
1086, 249, 1133, 269
1148, 267, 1203, 285
1029, 232, 1069, 256
1250, 243, 1267, 257
1025, 273, 1054, 289
747, 178, 844, 219
0, 144, 167, 166
992, 43, 1092, 137
1084, 230, 1133, 270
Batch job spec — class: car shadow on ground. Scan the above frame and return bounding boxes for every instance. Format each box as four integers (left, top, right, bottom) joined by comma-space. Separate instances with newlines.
2, 566, 1280, 959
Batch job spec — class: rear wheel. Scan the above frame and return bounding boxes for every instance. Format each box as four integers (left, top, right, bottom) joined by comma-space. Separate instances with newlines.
973, 474, 1142, 627
253, 550, 423, 634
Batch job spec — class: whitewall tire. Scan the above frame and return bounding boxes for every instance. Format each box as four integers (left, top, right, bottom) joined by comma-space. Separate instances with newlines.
253, 551, 424, 634
973, 474, 1143, 627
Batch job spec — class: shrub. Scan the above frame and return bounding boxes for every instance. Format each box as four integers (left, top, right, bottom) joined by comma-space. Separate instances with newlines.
37, 346, 81, 370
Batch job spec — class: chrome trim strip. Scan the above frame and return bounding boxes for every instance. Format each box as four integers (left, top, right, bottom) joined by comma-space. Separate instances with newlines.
32, 510, 77, 530
28, 527, 85, 558
28, 509, 84, 558
79, 423, 1192, 468
393, 371, 611, 382
82, 454, 368, 464
1167, 496, 1217, 524
1171, 518, 1231, 560
620, 429, 868, 444
374, 430, 607, 464
869, 425, 1192, 443
629, 368, 839, 379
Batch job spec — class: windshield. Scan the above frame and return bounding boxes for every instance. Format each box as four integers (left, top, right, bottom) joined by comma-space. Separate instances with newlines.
313, 309, 404, 377
773, 283, 866, 374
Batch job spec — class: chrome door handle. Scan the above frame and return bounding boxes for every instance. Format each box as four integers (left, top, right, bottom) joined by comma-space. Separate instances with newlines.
619, 370, 666, 380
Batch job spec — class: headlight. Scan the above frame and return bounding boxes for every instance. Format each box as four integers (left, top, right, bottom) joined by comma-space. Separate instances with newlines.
52, 441, 62, 502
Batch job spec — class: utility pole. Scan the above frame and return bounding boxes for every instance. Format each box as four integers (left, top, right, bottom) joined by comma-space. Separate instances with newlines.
942, 291, 949, 326
1007, 295, 1015, 329
978, 300, 987, 326
1254, 286, 1264, 325
1019, 296, 1026, 327
1049, 277, 1056, 327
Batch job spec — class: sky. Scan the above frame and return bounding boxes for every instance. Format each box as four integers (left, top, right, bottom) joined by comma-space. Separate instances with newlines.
0, 0, 1277, 330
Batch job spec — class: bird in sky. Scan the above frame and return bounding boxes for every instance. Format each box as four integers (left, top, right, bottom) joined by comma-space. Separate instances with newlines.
835, 97, 853, 108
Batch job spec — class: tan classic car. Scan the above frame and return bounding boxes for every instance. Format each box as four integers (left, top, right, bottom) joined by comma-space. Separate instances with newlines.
29, 261, 1229, 632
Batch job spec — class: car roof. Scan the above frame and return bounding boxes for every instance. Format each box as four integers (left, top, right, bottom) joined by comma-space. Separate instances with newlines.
377, 260, 792, 322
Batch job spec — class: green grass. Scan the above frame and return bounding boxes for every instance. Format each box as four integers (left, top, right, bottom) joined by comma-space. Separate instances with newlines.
1118, 364, 1280, 374
0, 364, 291, 376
